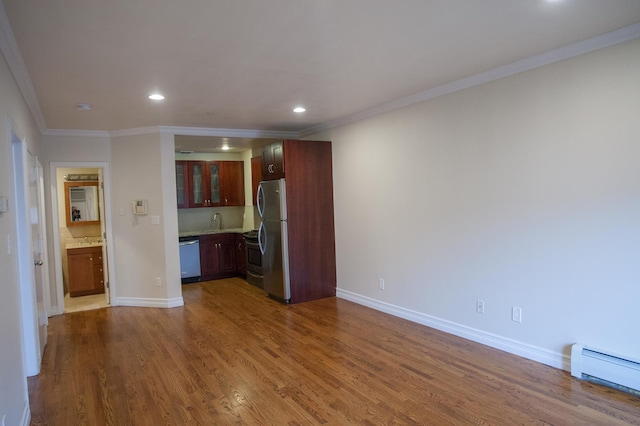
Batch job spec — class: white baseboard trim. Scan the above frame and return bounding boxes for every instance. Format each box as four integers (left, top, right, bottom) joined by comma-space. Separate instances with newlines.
48, 304, 64, 316
336, 288, 570, 372
116, 297, 184, 308
21, 400, 31, 426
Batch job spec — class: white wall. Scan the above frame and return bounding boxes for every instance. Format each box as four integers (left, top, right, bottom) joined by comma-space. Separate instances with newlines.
0, 46, 42, 426
312, 38, 640, 367
111, 132, 182, 306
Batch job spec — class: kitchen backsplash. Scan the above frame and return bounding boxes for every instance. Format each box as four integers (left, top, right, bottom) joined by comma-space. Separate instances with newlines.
178, 206, 256, 233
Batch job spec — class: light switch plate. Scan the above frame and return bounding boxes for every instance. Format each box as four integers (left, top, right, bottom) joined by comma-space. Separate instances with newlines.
0, 196, 8, 213
151, 215, 160, 225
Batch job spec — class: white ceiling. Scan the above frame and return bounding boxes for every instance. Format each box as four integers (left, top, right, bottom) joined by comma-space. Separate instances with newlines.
2, 0, 640, 137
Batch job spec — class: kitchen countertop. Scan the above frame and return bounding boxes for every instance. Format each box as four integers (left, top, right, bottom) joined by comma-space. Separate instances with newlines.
179, 228, 252, 238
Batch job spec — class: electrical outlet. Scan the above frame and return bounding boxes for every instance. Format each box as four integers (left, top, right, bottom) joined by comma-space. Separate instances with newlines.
512, 306, 522, 323
476, 299, 485, 314
155, 277, 162, 287
378, 278, 385, 290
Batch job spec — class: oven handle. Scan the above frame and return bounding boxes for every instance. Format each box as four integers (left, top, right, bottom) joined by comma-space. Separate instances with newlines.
245, 240, 260, 249
258, 222, 266, 255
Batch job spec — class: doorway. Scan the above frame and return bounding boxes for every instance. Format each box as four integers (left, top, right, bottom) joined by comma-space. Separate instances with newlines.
50, 162, 114, 314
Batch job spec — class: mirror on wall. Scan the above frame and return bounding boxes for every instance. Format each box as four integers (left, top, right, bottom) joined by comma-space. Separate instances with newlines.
64, 181, 100, 227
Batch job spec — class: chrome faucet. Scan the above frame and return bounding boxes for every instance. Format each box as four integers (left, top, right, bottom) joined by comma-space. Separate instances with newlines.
212, 212, 223, 230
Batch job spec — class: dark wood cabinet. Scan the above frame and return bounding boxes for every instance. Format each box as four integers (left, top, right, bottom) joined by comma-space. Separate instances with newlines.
219, 161, 245, 206
199, 233, 237, 280
68, 246, 105, 297
175, 161, 189, 209
236, 233, 246, 277
261, 141, 284, 179
251, 156, 262, 204
186, 161, 208, 208
261, 139, 337, 303
177, 160, 244, 208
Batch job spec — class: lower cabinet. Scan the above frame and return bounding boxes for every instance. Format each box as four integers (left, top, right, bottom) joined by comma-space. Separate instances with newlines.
67, 246, 105, 297
199, 233, 237, 280
236, 234, 246, 277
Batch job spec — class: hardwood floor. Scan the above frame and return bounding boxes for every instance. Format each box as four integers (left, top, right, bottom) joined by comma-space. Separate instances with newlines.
29, 278, 640, 425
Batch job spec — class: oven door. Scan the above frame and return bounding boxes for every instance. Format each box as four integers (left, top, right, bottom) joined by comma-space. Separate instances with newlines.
244, 238, 263, 287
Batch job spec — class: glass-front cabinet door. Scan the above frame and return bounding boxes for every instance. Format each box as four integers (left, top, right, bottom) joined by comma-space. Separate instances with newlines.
209, 162, 221, 205
176, 161, 187, 208
188, 161, 206, 207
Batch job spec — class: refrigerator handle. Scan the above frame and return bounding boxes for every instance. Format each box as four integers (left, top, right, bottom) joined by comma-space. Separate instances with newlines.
258, 221, 266, 255
257, 183, 265, 218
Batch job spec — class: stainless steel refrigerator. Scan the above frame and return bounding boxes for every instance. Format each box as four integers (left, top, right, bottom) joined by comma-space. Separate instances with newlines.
257, 178, 291, 302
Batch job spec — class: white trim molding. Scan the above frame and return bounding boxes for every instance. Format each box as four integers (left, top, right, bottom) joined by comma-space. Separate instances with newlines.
0, 2, 47, 132
42, 128, 111, 138
20, 400, 31, 426
117, 297, 184, 308
336, 288, 570, 372
45, 125, 300, 140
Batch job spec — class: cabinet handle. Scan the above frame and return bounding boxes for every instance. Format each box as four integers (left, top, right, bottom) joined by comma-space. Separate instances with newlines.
89, 257, 93, 261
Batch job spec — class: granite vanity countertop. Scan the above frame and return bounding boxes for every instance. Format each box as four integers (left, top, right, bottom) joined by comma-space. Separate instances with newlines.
66, 241, 104, 250
179, 228, 252, 238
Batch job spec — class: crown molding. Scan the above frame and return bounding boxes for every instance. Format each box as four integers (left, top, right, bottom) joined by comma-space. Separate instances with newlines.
43, 125, 300, 140
110, 125, 299, 139
0, 2, 47, 132
156, 126, 299, 139
299, 22, 640, 138
42, 128, 111, 138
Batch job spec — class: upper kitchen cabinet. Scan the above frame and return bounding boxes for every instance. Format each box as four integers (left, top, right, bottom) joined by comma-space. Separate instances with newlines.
175, 161, 189, 209
176, 160, 244, 208
251, 156, 262, 204
261, 141, 284, 179
219, 161, 244, 206
187, 161, 208, 208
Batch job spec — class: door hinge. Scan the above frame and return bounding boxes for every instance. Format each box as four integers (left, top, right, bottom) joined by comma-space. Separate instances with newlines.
105, 281, 110, 289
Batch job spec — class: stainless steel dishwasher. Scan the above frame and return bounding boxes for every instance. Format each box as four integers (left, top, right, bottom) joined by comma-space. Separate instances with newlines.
179, 236, 201, 283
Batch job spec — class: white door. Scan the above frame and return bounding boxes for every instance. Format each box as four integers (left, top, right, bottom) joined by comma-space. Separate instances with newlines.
12, 133, 43, 376
29, 152, 48, 359
98, 169, 110, 304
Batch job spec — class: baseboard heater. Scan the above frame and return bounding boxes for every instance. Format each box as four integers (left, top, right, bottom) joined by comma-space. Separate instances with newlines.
571, 343, 640, 396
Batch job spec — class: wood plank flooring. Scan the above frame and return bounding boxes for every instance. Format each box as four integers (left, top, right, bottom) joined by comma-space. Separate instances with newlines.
29, 278, 640, 425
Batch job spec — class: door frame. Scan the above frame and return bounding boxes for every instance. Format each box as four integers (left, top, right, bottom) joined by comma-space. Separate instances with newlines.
49, 162, 116, 314
10, 122, 42, 377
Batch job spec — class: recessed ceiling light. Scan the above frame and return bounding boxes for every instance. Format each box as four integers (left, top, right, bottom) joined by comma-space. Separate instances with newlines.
221, 145, 230, 151
293, 106, 306, 113
76, 103, 92, 110
149, 93, 165, 100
